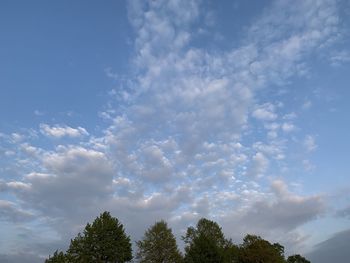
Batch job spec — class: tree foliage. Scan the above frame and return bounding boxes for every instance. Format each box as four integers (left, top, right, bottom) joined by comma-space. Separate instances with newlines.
183, 218, 230, 263
183, 218, 226, 248
184, 233, 223, 263
45, 250, 67, 263
222, 240, 240, 263
65, 211, 132, 263
136, 220, 183, 263
46, 213, 311, 263
287, 254, 311, 263
238, 234, 285, 263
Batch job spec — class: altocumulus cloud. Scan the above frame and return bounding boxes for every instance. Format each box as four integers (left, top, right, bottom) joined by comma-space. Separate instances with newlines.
0, 0, 348, 261
40, 124, 89, 138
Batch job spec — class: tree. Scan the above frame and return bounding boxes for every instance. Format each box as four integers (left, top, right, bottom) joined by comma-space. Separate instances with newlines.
136, 220, 183, 263
238, 234, 285, 263
66, 211, 132, 263
184, 233, 223, 263
183, 218, 226, 248
183, 218, 231, 263
287, 254, 311, 263
45, 211, 311, 263
222, 239, 240, 263
45, 250, 67, 263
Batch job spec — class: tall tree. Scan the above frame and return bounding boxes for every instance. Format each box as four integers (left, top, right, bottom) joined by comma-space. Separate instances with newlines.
238, 234, 285, 263
222, 239, 240, 263
45, 250, 67, 263
183, 218, 226, 248
183, 218, 231, 263
287, 254, 311, 263
184, 233, 223, 263
136, 220, 183, 263
66, 211, 132, 263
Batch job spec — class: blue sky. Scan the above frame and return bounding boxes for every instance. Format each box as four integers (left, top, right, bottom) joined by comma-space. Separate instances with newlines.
1, 0, 350, 262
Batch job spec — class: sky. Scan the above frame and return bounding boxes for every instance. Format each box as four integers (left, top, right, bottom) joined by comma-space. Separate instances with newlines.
0, 0, 350, 262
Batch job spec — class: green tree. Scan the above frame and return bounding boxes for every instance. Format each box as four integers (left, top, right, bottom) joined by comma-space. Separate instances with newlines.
238, 234, 285, 263
66, 211, 132, 263
222, 239, 240, 263
183, 218, 234, 263
45, 250, 67, 263
136, 220, 183, 263
184, 233, 223, 263
287, 254, 311, 263
183, 218, 226, 248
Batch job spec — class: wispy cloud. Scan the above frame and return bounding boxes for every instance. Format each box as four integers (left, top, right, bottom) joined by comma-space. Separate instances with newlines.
330, 50, 350, 66
304, 135, 317, 152
252, 103, 278, 121
0, 200, 33, 222
40, 124, 89, 138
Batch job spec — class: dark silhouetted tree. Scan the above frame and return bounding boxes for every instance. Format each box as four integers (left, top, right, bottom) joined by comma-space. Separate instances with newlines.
66, 211, 132, 263
183, 218, 226, 248
136, 220, 183, 263
184, 233, 223, 263
45, 250, 67, 263
287, 254, 311, 263
46, 212, 311, 263
183, 218, 234, 263
222, 239, 240, 263
238, 234, 285, 263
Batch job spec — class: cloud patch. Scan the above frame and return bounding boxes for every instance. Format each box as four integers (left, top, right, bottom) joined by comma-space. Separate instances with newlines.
336, 205, 350, 219
252, 103, 277, 121
0, 200, 33, 222
40, 124, 88, 138
221, 180, 325, 251
304, 135, 317, 152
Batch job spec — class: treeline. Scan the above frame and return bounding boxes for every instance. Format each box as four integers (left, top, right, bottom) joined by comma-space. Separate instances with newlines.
46, 211, 310, 263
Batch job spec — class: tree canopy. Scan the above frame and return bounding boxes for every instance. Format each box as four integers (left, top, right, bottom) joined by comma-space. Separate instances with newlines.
65, 211, 132, 263
238, 234, 286, 263
183, 218, 235, 263
46, 213, 311, 263
45, 250, 67, 263
136, 220, 183, 263
184, 233, 223, 263
287, 254, 311, 263
183, 218, 227, 248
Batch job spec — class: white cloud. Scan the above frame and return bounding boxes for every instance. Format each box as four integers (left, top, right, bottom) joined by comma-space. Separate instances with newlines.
303, 159, 316, 172
6, 181, 31, 191
245, 152, 269, 178
20, 143, 42, 157
252, 103, 277, 121
283, 112, 297, 120
104, 67, 119, 80
0, 200, 33, 222
0, 253, 42, 263
282, 122, 296, 132
11, 133, 24, 143
304, 135, 317, 152
34, 110, 45, 116
221, 180, 325, 252
2, 146, 115, 228
253, 141, 285, 160
336, 205, 350, 219
302, 100, 312, 110
330, 50, 350, 66
40, 124, 89, 138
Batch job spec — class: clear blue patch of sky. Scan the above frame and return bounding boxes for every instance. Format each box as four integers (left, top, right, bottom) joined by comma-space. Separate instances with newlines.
0, 1, 131, 131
